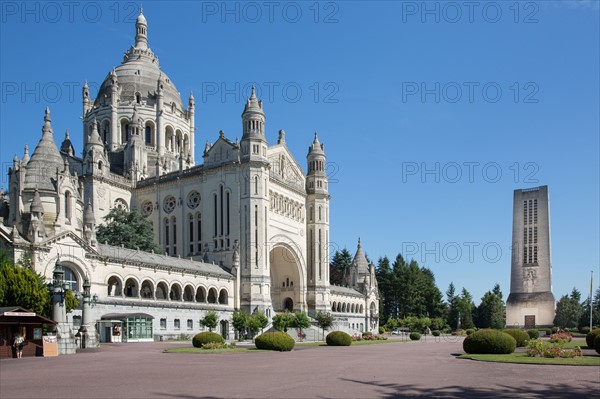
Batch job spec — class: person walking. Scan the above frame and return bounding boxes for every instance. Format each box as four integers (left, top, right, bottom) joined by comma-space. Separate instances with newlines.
13, 332, 24, 359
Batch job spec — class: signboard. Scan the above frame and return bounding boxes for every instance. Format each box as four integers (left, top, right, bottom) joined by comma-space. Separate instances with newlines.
3, 312, 36, 317
42, 336, 58, 357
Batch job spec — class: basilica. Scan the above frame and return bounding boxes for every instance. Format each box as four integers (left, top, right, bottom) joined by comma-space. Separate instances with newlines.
0, 11, 379, 345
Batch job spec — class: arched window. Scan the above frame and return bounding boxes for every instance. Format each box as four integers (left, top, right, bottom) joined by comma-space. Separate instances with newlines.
207, 288, 218, 304
218, 289, 228, 305
124, 278, 138, 298
121, 119, 130, 144
141, 280, 154, 299
145, 126, 152, 145
62, 265, 78, 291
332, 302, 336, 312
195, 286, 206, 303
156, 282, 168, 300
170, 284, 182, 301
107, 276, 122, 297
183, 285, 194, 302
136, 93, 141, 104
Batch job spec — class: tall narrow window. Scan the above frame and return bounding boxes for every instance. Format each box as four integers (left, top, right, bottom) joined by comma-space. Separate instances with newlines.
213, 194, 218, 237
533, 199, 538, 224
145, 126, 151, 145
189, 214, 194, 255
528, 200, 532, 225
254, 176, 258, 195
523, 246, 527, 264
65, 191, 72, 222
165, 219, 170, 255
226, 192, 230, 236
534, 227, 538, 244
523, 201, 527, 225
220, 186, 224, 236
172, 217, 177, 255
197, 213, 202, 253
318, 229, 322, 280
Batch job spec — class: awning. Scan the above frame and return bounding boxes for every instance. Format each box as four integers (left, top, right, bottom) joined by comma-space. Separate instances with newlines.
0, 306, 56, 325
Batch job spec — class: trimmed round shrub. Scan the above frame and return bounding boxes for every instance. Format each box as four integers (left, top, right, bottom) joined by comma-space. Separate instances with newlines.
192, 332, 224, 348
463, 330, 516, 354
579, 326, 591, 335
465, 329, 475, 336
527, 329, 539, 340
326, 331, 352, 346
585, 328, 600, 349
255, 332, 295, 351
551, 327, 559, 333
409, 332, 421, 341
594, 335, 600, 355
503, 329, 529, 347
544, 328, 553, 336
378, 326, 386, 334
432, 330, 441, 337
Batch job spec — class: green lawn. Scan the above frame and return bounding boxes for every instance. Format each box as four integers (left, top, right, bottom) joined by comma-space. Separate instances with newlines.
555, 339, 588, 349
459, 352, 600, 366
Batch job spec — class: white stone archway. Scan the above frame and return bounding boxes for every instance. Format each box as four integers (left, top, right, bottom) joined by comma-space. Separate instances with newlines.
269, 244, 305, 312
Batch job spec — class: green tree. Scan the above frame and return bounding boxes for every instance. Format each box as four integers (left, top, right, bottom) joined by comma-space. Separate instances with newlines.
329, 249, 352, 285
445, 282, 459, 330
474, 287, 505, 329
200, 310, 219, 332
579, 287, 600, 328
457, 288, 475, 329
231, 311, 249, 340
554, 288, 583, 329
0, 251, 51, 317
96, 208, 160, 252
248, 310, 269, 337
315, 311, 334, 341
290, 311, 311, 340
375, 256, 393, 322
272, 311, 293, 332
64, 289, 79, 314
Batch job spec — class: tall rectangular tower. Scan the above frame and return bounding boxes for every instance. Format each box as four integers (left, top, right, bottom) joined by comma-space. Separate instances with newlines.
506, 185, 555, 328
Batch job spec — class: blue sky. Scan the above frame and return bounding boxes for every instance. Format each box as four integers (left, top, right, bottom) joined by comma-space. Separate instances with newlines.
1, 1, 598, 303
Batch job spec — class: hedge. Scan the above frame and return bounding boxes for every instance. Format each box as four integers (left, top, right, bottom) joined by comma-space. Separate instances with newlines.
595, 335, 600, 355
465, 329, 475, 336
192, 332, 224, 348
255, 332, 295, 351
409, 332, 421, 341
503, 329, 529, 347
326, 331, 352, 346
463, 329, 516, 354
527, 329, 539, 340
579, 326, 591, 335
431, 330, 441, 337
585, 328, 600, 349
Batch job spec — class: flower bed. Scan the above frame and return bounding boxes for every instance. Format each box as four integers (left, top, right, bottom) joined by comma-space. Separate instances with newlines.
525, 339, 582, 359
549, 332, 572, 344
351, 333, 388, 341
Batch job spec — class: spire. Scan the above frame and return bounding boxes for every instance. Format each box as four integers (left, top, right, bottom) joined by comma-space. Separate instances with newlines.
135, 7, 148, 49
60, 130, 75, 156
308, 131, 325, 156
278, 130, 286, 145
31, 189, 43, 214
88, 118, 102, 146
24, 107, 64, 191
352, 237, 369, 274
22, 145, 30, 165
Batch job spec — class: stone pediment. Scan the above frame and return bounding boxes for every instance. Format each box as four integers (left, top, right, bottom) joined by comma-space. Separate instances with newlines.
39, 230, 99, 256
268, 145, 305, 191
203, 134, 240, 169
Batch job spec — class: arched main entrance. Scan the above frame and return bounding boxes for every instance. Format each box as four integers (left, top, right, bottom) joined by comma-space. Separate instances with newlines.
269, 245, 302, 312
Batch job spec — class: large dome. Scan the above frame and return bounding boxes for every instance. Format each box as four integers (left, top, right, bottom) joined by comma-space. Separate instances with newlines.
93, 11, 183, 110
94, 59, 183, 109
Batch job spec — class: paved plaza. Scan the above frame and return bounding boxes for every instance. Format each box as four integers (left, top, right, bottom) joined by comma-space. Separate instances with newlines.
0, 338, 598, 398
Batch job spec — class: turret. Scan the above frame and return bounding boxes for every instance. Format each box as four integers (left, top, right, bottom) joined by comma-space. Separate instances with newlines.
83, 81, 91, 116
240, 87, 267, 163
27, 189, 47, 243
135, 8, 148, 50
305, 132, 330, 313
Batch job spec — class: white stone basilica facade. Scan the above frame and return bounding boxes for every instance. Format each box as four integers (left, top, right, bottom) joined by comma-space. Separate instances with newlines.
0, 12, 379, 343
